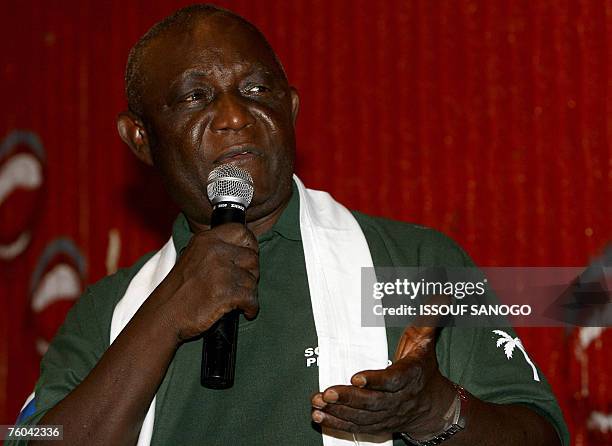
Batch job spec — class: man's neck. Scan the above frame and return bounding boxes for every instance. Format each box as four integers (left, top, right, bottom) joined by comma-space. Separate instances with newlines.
186, 193, 292, 238
245, 199, 290, 237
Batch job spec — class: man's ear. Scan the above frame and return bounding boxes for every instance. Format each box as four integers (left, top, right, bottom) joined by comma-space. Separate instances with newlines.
116, 111, 154, 166
289, 87, 300, 125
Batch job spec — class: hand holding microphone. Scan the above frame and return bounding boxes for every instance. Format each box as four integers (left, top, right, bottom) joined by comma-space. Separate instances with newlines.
152, 165, 258, 388
201, 165, 256, 389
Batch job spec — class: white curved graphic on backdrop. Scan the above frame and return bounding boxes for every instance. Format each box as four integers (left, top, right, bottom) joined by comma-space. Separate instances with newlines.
0, 153, 42, 204
29, 238, 86, 355
0, 130, 45, 260
0, 231, 31, 260
31, 263, 80, 312
588, 411, 612, 433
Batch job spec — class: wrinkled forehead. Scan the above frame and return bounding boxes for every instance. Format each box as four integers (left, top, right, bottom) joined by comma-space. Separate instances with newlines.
142, 14, 286, 91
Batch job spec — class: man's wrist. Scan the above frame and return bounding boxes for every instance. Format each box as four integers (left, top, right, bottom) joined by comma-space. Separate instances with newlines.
410, 376, 457, 439
399, 383, 470, 446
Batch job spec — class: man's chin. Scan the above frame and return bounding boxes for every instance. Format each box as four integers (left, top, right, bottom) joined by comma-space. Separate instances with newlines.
247, 182, 293, 221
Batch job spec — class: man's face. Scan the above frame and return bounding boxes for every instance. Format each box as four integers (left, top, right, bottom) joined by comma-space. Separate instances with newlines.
137, 14, 298, 227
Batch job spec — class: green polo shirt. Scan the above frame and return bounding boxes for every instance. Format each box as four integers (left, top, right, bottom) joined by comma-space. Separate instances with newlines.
11, 184, 568, 445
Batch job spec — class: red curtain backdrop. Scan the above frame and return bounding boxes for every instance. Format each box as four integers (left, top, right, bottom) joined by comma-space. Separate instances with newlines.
1, 1, 610, 444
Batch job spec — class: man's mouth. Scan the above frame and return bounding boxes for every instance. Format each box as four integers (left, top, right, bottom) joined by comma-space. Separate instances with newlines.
214, 145, 262, 165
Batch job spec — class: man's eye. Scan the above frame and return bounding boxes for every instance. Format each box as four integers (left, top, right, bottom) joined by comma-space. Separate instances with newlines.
244, 85, 270, 94
182, 90, 206, 102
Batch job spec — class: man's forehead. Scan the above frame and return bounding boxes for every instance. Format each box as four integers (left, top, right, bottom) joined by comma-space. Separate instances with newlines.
145, 14, 282, 77
177, 61, 278, 82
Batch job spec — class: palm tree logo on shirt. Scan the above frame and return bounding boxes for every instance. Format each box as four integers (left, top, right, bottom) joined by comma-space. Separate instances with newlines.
493, 330, 540, 382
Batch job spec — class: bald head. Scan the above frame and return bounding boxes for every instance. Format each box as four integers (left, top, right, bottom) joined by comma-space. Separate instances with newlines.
125, 3, 286, 117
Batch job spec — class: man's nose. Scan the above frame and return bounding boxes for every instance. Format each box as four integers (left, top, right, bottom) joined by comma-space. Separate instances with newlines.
210, 93, 255, 132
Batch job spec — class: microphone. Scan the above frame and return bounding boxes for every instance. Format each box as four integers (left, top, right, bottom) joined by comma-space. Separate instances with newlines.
201, 164, 254, 389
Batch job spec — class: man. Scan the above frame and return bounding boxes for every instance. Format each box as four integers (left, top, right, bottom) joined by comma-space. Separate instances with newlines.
14, 4, 568, 446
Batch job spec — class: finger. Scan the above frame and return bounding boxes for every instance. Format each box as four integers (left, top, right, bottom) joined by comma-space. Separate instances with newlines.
230, 267, 258, 290
212, 224, 259, 252
231, 246, 260, 279
312, 409, 359, 433
320, 386, 389, 411
318, 401, 392, 426
235, 285, 259, 319
351, 360, 422, 393
311, 392, 326, 409
393, 326, 436, 361
312, 410, 389, 435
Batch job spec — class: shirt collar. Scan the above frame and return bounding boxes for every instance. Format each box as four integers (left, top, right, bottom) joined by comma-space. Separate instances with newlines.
260, 181, 301, 242
171, 181, 301, 253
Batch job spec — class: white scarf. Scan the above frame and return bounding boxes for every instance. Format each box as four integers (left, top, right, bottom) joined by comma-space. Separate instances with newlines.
110, 176, 391, 446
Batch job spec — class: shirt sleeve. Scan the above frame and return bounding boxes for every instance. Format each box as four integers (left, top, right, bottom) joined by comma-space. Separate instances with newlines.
368, 221, 569, 446
357, 216, 569, 445
5, 285, 113, 445
431, 238, 570, 445
356, 214, 570, 445
436, 325, 570, 445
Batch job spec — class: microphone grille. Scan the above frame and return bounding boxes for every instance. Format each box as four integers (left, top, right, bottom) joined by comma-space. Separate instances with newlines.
207, 164, 254, 207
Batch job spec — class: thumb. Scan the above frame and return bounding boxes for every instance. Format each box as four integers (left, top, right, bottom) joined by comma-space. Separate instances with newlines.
393, 326, 437, 361
393, 294, 450, 361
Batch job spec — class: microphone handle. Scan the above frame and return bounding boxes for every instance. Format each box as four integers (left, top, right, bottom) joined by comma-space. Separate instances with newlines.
201, 201, 246, 389
201, 311, 239, 389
